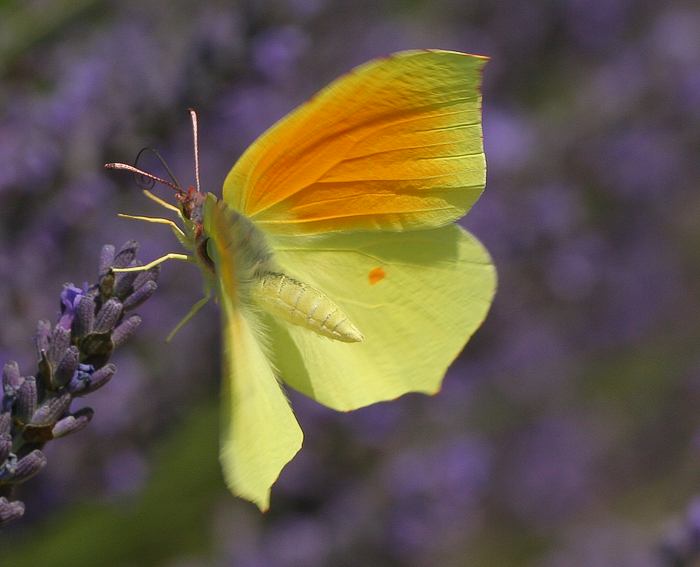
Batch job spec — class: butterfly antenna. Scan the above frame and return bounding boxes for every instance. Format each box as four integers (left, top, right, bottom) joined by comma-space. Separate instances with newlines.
104, 162, 181, 193
135, 147, 183, 191
189, 108, 201, 193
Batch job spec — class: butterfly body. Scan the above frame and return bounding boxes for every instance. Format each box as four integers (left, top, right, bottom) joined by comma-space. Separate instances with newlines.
112, 50, 496, 511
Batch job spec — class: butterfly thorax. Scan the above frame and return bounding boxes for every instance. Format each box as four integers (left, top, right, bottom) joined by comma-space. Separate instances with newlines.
201, 194, 274, 280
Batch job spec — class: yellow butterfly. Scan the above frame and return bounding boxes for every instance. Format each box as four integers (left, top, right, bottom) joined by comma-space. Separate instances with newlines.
107, 50, 496, 510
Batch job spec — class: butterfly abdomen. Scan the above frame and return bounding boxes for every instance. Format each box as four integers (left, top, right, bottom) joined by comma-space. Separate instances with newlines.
252, 273, 363, 343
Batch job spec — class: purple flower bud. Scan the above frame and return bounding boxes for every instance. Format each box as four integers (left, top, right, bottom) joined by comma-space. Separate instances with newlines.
73, 294, 96, 338
79, 364, 116, 396
53, 346, 79, 388
94, 298, 123, 333
114, 263, 141, 298
15, 376, 37, 424
2, 362, 22, 392
30, 392, 72, 426
0, 433, 11, 463
112, 315, 142, 348
6, 449, 47, 484
0, 413, 11, 436
133, 265, 160, 290
123, 280, 157, 310
34, 320, 51, 357
98, 244, 116, 278
51, 408, 94, 438
66, 363, 95, 394
0, 498, 25, 526
112, 240, 139, 269
48, 325, 71, 368
58, 283, 85, 331
2, 362, 23, 410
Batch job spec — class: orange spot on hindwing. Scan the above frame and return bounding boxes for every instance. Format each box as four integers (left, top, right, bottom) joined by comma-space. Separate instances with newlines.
369, 267, 386, 285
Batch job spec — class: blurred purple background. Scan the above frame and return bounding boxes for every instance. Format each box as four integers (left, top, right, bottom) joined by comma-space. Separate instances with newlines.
1, 0, 699, 565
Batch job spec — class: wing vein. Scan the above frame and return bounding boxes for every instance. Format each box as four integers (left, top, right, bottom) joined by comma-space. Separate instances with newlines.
247, 98, 480, 216
336, 142, 483, 164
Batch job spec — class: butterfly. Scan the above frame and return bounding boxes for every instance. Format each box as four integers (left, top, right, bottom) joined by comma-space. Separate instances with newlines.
106, 49, 496, 510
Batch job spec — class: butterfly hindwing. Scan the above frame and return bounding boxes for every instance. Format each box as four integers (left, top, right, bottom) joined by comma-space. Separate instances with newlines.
263, 225, 496, 411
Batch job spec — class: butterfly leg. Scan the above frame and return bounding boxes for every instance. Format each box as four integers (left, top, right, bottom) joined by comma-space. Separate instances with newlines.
118, 213, 186, 240
112, 253, 191, 273
166, 290, 211, 342
142, 189, 183, 217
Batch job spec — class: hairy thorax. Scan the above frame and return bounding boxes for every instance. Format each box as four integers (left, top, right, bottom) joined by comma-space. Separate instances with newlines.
199, 195, 362, 343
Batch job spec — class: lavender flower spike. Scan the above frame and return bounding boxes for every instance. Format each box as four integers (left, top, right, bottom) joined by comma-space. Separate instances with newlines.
0, 241, 159, 526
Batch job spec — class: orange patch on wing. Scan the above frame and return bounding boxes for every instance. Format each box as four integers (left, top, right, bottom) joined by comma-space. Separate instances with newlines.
369, 267, 386, 285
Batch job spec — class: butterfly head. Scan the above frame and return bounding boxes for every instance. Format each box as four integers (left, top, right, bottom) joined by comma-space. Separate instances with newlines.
176, 185, 206, 228
105, 110, 207, 234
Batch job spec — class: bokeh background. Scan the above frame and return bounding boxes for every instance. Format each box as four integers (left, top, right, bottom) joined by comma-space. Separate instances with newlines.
1, 0, 699, 565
